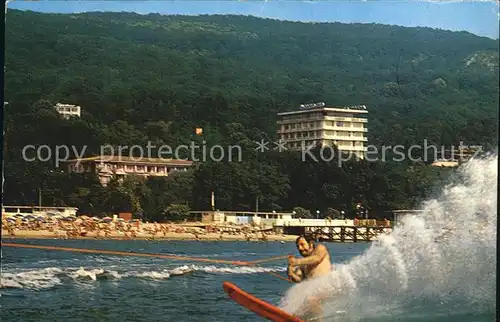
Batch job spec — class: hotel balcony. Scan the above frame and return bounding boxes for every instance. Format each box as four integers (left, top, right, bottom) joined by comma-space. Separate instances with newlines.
277, 125, 367, 135
322, 125, 368, 132
322, 134, 368, 142
277, 116, 326, 124
323, 116, 368, 123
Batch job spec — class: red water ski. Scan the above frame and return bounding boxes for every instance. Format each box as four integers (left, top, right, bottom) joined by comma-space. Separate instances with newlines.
223, 281, 304, 322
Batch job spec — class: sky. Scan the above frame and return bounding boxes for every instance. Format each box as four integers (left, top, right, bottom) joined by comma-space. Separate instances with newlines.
6, 0, 500, 39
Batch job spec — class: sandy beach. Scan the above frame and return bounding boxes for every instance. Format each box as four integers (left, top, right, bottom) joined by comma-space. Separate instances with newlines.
1, 216, 299, 243
2, 229, 298, 242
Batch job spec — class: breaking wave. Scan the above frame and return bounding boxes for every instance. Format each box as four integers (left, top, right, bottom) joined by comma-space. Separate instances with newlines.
1, 264, 284, 290
279, 155, 497, 321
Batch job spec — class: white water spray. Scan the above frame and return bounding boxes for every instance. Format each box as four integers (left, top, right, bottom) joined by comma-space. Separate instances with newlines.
280, 155, 497, 321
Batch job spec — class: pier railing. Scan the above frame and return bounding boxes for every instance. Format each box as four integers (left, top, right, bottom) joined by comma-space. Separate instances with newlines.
275, 224, 393, 242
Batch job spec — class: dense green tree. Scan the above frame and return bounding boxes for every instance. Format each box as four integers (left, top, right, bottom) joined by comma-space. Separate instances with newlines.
3, 10, 497, 219
163, 203, 191, 222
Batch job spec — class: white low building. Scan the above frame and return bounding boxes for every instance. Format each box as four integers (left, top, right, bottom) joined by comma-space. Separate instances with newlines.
274, 218, 354, 227
193, 211, 294, 227
2, 205, 78, 218
54, 103, 81, 119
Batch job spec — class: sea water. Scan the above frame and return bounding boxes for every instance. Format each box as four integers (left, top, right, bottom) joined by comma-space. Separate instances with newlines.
1, 239, 367, 321
279, 155, 497, 321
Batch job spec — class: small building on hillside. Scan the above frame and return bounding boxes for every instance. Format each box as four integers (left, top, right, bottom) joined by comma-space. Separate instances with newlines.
54, 103, 81, 119
431, 144, 481, 167
431, 159, 459, 167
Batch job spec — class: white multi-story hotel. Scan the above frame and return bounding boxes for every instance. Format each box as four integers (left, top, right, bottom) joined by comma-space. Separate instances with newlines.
54, 103, 81, 119
63, 156, 193, 186
276, 102, 368, 159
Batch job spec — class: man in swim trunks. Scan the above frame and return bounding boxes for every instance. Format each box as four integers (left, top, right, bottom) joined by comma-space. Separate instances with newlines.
287, 234, 332, 321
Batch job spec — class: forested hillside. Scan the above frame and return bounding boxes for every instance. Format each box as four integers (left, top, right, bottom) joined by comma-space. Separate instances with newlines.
3, 10, 498, 219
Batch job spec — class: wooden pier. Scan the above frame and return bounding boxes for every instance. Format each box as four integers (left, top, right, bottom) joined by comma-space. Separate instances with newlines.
278, 225, 392, 243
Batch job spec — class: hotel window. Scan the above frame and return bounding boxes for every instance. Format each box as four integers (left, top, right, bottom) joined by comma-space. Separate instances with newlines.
336, 121, 343, 127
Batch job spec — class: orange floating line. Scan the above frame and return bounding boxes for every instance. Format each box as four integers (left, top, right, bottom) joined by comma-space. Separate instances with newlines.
2, 242, 249, 265
2, 242, 290, 269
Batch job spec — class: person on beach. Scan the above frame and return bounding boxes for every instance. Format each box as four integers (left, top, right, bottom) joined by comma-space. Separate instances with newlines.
287, 234, 332, 322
